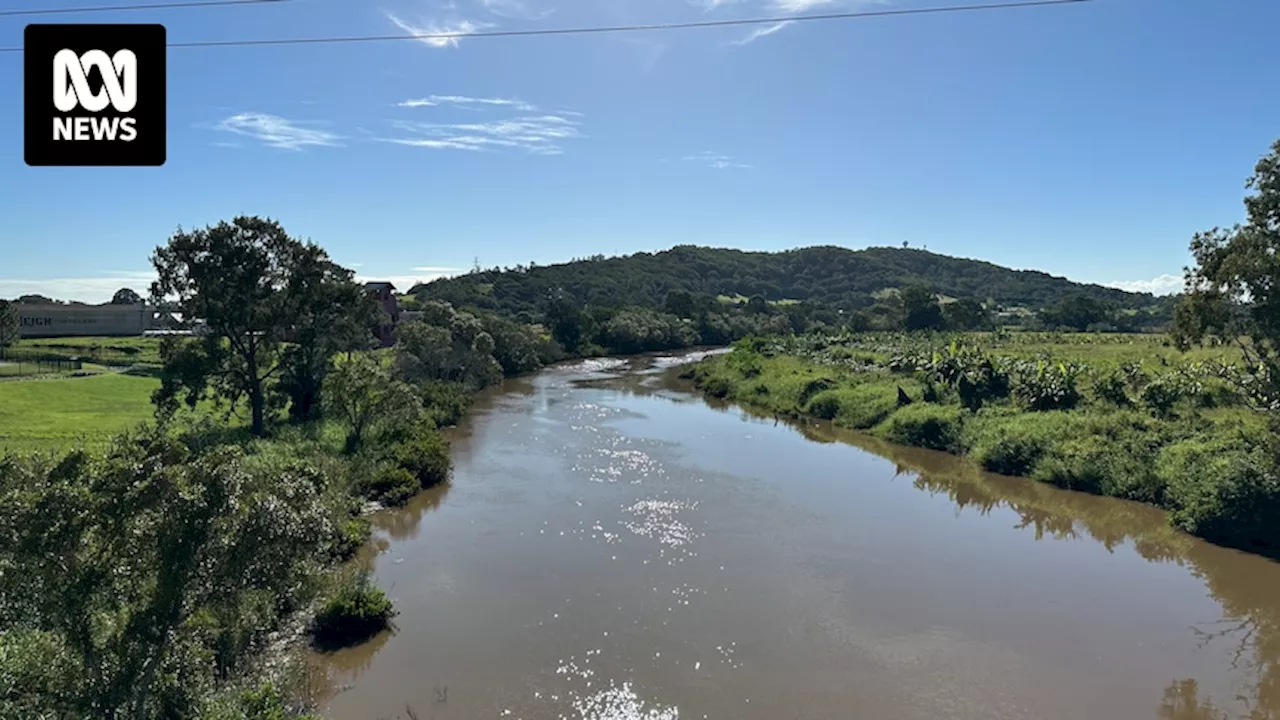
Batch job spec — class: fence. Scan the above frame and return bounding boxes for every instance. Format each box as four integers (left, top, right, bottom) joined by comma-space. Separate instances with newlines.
0, 355, 84, 377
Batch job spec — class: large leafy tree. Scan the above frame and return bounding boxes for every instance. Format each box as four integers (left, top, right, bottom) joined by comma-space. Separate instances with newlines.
111, 288, 142, 305
1039, 294, 1115, 332
942, 297, 992, 331
0, 300, 17, 348
900, 285, 944, 331
276, 244, 379, 422
1175, 139, 1280, 411
150, 216, 369, 435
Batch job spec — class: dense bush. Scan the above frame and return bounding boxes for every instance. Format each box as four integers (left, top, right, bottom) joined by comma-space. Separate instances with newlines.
358, 466, 418, 507
1091, 368, 1133, 407
481, 313, 545, 376
1032, 433, 1164, 502
806, 391, 842, 420
329, 516, 372, 562
198, 682, 322, 720
875, 404, 966, 452
0, 432, 335, 718
416, 380, 472, 428
389, 432, 451, 489
701, 375, 732, 399
1010, 360, 1084, 411
1141, 376, 1186, 418
310, 573, 395, 649
1160, 435, 1280, 553
965, 410, 1068, 476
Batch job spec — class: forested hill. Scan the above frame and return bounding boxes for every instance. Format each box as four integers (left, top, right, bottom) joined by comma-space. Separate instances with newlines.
410, 245, 1166, 317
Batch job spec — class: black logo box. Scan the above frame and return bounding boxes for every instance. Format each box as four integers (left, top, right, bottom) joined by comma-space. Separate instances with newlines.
24, 24, 166, 167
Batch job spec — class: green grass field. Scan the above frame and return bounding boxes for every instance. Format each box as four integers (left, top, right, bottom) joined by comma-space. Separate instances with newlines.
0, 373, 161, 454
9, 336, 164, 365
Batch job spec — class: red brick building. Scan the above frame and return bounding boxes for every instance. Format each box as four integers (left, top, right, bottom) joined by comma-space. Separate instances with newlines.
365, 281, 400, 347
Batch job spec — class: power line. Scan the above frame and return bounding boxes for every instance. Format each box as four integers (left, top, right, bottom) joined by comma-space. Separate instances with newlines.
1, 0, 288, 18
0, 0, 1089, 53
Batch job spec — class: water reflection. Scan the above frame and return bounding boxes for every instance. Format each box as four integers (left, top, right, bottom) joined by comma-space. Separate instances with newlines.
375, 482, 451, 542
307, 624, 395, 708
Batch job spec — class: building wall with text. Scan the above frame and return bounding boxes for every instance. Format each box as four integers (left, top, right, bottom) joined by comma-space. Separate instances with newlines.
16, 303, 150, 338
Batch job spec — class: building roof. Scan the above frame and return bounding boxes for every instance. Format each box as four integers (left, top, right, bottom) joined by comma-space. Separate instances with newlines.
364, 281, 396, 291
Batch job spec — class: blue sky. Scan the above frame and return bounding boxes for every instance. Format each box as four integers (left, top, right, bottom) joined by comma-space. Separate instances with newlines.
2, 0, 1278, 303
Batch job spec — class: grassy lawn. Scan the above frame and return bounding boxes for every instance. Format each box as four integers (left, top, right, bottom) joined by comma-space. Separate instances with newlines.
11, 336, 163, 365
0, 373, 160, 454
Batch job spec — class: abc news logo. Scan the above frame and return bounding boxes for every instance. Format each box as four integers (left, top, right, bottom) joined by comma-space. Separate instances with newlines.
24, 24, 166, 166
54, 49, 140, 142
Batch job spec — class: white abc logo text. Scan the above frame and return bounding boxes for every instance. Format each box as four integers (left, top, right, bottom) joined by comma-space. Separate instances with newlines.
53, 49, 137, 112
51, 48, 138, 142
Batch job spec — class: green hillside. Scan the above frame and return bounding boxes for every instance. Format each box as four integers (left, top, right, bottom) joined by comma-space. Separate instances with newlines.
411, 244, 1173, 322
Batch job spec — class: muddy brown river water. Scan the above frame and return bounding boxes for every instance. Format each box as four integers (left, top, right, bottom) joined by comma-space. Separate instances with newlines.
310, 353, 1280, 720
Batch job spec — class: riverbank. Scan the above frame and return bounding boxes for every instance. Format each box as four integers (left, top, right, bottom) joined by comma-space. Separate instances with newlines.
687, 334, 1280, 559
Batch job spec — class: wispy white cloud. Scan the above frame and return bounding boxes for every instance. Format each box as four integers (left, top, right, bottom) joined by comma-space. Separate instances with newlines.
386, 12, 491, 49
691, 0, 741, 9
214, 113, 341, 150
412, 265, 461, 273
0, 271, 156, 305
771, 0, 838, 10
1102, 273, 1184, 296
478, 0, 552, 20
382, 113, 585, 155
683, 151, 751, 169
729, 20, 793, 45
397, 95, 538, 112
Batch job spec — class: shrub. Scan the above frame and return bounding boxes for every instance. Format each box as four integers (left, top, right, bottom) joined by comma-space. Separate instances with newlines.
199, 682, 323, 720
417, 380, 472, 428
727, 350, 764, 378
390, 432, 451, 489
797, 377, 836, 406
1031, 432, 1164, 502
1029, 409, 1172, 499
329, 516, 371, 562
1160, 436, 1280, 554
922, 382, 940, 403
806, 391, 841, 420
965, 410, 1069, 476
358, 466, 418, 507
1010, 360, 1084, 411
700, 375, 732, 399
874, 404, 966, 452
1091, 369, 1132, 407
1141, 376, 1185, 418
311, 573, 395, 649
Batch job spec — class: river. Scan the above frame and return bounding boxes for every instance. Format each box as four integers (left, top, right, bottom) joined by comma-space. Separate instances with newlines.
309, 353, 1280, 720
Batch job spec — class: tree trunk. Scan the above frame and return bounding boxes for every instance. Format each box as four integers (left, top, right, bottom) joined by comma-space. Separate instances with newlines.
249, 380, 265, 436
